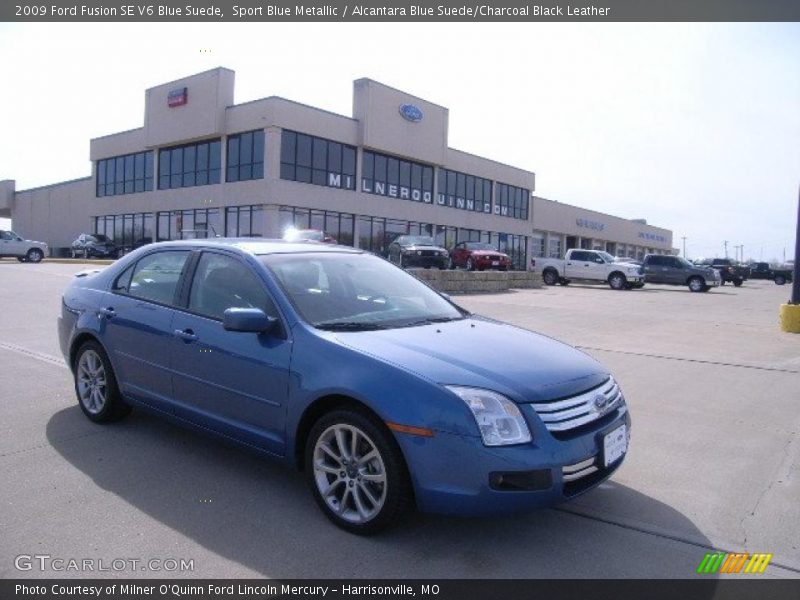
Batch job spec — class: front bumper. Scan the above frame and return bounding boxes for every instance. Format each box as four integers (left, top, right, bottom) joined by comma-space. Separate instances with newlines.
395, 406, 631, 516
403, 254, 448, 268
473, 257, 510, 269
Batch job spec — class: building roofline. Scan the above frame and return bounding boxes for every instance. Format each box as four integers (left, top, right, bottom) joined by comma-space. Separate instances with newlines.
354, 78, 449, 112
90, 126, 144, 143
447, 147, 536, 179
227, 95, 358, 122
533, 195, 671, 232
146, 66, 235, 90
16, 176, 92, 194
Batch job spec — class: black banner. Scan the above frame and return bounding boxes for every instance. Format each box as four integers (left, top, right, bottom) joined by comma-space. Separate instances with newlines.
4, 580, 800, 600
4, 0, 800, 22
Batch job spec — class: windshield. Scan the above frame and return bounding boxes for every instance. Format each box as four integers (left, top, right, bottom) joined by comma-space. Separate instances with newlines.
467, 242, 496, 251
677, 257, 694, 268
597, 251, 616, 263
399, 236, 435, 246
261, 252, 465, 330
90, 234, 111, 243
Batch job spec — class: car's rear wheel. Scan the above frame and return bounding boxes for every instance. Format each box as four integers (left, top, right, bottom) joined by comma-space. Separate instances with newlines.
688, 277, 705, 293
306, 409, 411, 535
543, 269, 558, 286
26, 248, 44, 263
775, 275, 786, 285
73, 341, 131, 423
733, 279, 743, 287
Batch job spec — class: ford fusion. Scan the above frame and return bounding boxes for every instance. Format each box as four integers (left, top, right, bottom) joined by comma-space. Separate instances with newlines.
58, 240, 630, 534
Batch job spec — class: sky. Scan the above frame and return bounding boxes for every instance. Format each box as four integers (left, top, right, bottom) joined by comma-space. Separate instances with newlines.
1, 22, 798, 262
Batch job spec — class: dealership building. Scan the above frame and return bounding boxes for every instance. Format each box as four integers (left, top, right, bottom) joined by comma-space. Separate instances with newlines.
0, 68, 673, 268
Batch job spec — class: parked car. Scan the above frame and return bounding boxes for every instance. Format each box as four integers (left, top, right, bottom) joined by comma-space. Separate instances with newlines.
70, 234, 120, 259
534, 249, 645, 290
58, 239, 631, 534
449, 241, 510, 271
387, 235, 448, 269
747, 262, 793, 285
283, 228, 337, 244
693, 258, 746, 286
642, 254, 721, 292
0, 229, 48, 263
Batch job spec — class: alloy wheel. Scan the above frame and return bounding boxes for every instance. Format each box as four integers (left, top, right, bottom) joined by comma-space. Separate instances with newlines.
77, 350, 107, 415
312, 423, 387, 525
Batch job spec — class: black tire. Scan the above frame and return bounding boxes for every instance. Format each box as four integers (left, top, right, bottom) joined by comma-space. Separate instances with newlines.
609, 272, 627, 291
499, 266, 508, 272
688, 276, 705, 293
733, 278, 743, 287
16, 257, 27, 263
26, 248, 44, 263
775, 275, 786, 286
542, 269, 559, 286
448, 257, 455, 270
720, 279, 726, 286
73, 341, 131, 423
305, 408, 412, 535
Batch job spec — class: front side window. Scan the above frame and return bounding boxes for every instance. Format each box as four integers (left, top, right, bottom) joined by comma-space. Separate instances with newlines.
263, 252, 463, 330
189, 253, 276, 321
126, 251, 189, 305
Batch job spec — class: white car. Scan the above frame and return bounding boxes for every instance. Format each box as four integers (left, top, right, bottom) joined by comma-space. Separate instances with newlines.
534, 249, 645, 290
0, 230, 48, 263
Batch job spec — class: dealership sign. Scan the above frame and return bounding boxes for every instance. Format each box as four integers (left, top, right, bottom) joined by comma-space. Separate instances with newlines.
399, 103, 423, 122
437, 193, 493, 214
576, 217, 605, 231
362, 179, 432, 203
168, 87, 188, 107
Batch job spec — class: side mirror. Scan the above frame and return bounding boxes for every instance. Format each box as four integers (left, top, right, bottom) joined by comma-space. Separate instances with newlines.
223, 308, 277, 334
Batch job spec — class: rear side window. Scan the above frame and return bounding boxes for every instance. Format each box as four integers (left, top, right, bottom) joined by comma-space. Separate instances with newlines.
648, 256, 666, 267
126, 251, 189, 305
188, 252, 277, 321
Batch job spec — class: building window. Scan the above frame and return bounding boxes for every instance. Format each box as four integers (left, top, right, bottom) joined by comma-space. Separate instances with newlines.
278, 206, 356, 247
361, 150, 433, 203
227, 130, 265, 183
158, 139, 221, 190
224, 205, 264, 237
94, 212, 154, 250
495, 183, 530, 220
548, 236, 562, 258
531, 233, 545, 257
280, 130, 356, 190
96, 151, 154, 197
436, 169, 492, 213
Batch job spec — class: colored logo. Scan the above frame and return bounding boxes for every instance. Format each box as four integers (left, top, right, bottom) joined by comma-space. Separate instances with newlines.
399, 103, 423, 122
696, 552, 772, 574
168, 87, 188, 108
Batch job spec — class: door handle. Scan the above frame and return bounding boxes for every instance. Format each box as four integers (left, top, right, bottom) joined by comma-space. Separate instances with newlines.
174, 328, 198, 342
98, 307, 116, 318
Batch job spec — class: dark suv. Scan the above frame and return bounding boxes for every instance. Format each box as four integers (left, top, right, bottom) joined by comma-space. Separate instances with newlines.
387, 235, 448, 269
694, 258, 746, 286
642, 254, 721, 292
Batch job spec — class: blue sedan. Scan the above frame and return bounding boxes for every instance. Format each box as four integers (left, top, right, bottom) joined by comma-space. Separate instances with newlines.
58, 240, 631, 534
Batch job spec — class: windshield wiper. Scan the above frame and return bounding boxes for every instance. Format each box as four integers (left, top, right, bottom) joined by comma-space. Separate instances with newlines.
314, 321, 387, 331
399, 316, 464, 327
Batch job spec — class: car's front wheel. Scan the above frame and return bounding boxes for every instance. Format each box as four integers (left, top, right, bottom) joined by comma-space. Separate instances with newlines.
775, 275, 787, 286
542, 269, 559, 286
609, 273, 627, 290
306, 408, 412, 535
26, 248, 44, 263
73, 341, 131, 423
688, 276, 705, 293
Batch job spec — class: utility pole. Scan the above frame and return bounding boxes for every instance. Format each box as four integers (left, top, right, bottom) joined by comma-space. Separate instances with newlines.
723, 240, 728, 258
681, 236, 687, 258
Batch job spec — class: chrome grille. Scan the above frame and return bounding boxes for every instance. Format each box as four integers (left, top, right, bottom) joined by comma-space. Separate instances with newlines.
562, 457, 598, 482
531, 377, 625, 433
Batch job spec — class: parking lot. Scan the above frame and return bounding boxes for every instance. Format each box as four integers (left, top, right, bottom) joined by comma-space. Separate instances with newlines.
1, 260, 798, 579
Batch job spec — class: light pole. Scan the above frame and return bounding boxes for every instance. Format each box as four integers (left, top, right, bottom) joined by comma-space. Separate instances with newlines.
681, 236, 687, 258
723, 240, 729, 258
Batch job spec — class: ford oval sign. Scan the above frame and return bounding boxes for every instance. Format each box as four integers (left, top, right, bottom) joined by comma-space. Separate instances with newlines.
399, 103, 423, 123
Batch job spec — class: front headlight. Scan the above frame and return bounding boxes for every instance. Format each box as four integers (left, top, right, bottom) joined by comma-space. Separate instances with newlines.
446, 386, 532, 446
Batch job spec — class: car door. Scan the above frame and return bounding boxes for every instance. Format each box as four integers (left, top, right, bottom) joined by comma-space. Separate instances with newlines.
451, 242, 467, 267
99, 249, 191, 413
170, 251, 291, 456
567, 251, 592, 278
662, 256, 685, 284
1, 230, 23, 256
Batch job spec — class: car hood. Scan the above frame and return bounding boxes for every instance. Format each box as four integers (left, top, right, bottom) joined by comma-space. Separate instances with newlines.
331, 317, 607, 402
472, 250, 508, 257
613, 260, 640, 269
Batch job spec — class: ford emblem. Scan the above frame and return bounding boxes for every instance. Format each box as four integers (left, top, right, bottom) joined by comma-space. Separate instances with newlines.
399, 103, 423, 122
593, 394, 609, 411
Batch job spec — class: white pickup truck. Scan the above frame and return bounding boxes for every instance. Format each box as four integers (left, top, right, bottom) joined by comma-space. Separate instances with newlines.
533, 249, 645, 290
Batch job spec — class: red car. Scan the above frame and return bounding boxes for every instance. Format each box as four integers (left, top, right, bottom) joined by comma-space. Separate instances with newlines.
449, 241, 511, 271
